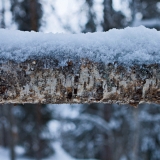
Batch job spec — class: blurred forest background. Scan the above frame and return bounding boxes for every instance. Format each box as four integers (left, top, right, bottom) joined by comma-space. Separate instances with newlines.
0, 0, 160, 160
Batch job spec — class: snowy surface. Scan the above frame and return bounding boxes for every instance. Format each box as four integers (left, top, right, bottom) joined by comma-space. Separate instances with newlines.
49, 142, 75, 160
0, 144, 97, 160
0, 143, 75, 160
0, 147, 10, 160
0, 26, 160, 65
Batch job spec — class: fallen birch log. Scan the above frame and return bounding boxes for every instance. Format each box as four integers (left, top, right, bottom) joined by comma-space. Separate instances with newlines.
0, 26, 160, 105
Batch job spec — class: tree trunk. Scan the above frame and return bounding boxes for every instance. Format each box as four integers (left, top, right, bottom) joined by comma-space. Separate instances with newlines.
132, 107, 140, 160
8, 105, 16, 160
102, 0, 113, 31
0, 0, 5, 28
35, 104, 41, 160
30, 0, 38, 31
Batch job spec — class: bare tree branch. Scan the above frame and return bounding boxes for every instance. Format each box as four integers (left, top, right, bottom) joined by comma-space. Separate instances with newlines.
0, 58, 159, 106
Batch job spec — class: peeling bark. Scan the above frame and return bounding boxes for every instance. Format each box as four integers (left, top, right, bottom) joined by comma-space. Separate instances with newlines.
0, 58, 160, 106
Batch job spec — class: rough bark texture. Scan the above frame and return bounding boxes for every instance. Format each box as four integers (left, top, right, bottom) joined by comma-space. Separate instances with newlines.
0, 58, 160, 106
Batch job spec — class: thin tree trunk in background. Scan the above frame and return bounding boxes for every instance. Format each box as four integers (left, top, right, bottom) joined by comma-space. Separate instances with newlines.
30, 0, 38, 31
0, 0, 5, 28
35, 104, 42, 160
1, 106, 8, 147
0, 106, 3, 146
132, 107, 140, 160
102, 0, 113, 31
8, 105, 16, 160
102, 104, 112, 160
1, 120, 7, 147
130, 0, 136, 26
131, 0, 136, 24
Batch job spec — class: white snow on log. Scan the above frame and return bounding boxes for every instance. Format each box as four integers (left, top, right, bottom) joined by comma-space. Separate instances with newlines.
0, 26, 160, 65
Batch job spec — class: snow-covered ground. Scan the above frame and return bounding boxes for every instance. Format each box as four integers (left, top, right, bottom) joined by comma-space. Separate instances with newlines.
0, 143, 75, 160
0, 147, 10, 160
0, 144, 98, 160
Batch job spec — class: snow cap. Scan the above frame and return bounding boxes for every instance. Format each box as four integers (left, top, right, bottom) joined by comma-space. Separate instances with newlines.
0, 26, 159, 66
